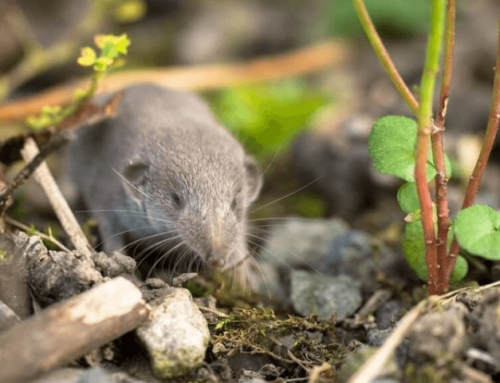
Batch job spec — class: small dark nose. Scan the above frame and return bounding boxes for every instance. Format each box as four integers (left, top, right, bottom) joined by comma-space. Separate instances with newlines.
206, 251, 226, 269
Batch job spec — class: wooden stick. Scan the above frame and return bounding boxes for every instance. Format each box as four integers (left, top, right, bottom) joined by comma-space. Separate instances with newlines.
0, 39, 349, 124
20, 137, 92, 258
0, 277, 149, 383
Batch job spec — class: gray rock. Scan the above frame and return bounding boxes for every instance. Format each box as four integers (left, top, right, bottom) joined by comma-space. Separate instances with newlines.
407, 305, 467, 365
290, 270, 362, 320
375, 300, 404, 329
466, 348, 499, 375
259, 218, 349, 268
136, 288, 209, 379
77, 367, 112, 383
367, 328, 392, 347
229, 352, 274, 373
322, 230, 396, 281
0, 232, 32, 319
290, 131, 375, 219
30, 368, 86, 383
0, 299, 19, 332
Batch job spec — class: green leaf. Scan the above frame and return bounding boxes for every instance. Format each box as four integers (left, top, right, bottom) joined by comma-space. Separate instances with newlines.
93, 57, 113, 72
368, 115, 452, 183
41, 105, 62, 115
397, 182, 420, 214
402, 221, 468, 283
101, 41, 118, 60
94, 35, 109, 49
455, 204, 500, 260
77, 47, 96, 67
73, 88, 88, 100
26, 114, 52, 130
113, 34, 131, 55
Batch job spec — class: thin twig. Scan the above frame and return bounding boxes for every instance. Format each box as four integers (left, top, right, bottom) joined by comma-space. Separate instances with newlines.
308, 362, 333, 383
414, 0, 446, 295
432, 0, 456, 290
4, 215, 71, 253
447, 14, 500, 280
0, 133, 71, 215
198, 306, 228, 318
352, 0, 419, 115
20, 138, 92, 259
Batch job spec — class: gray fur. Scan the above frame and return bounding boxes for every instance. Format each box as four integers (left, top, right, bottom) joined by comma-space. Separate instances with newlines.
68, 84, 262, 271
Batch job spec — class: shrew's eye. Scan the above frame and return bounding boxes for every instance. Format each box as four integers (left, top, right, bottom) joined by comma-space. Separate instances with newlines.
171, 193, 184, 209
231, 197, 237, 211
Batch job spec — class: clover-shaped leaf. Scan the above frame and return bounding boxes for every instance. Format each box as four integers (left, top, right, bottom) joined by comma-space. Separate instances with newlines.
94, 35, 109, 49
455, 204, 500, 260
402, 221, 468, 283
77, 47, 96, 67
368, 116, 452, 183
114, 34, 131, 54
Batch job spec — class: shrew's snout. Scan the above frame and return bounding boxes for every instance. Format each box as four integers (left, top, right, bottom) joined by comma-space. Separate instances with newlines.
206, 248, 226, 269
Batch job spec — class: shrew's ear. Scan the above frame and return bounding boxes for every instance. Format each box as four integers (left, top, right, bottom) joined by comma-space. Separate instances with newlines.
244, 155, 262, 203
120, 160, 150, 202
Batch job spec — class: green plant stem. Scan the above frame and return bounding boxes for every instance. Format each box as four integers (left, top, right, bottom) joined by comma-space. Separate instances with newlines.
447, 15, 500, 281
432, 0, 455, 289
352, 0, 419, 116
415, 0, 446, 295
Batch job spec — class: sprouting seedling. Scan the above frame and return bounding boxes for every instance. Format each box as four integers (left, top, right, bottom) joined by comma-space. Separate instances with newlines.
26, 33, 131, 131
355, 0, 500, 294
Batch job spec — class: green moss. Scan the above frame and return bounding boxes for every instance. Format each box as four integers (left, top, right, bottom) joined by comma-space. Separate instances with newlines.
151, 347, 204, 379
211, 308, 348, 374
404, 358, 461, 383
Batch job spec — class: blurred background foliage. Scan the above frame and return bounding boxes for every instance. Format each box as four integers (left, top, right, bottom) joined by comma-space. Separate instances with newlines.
323, 0, 430, 37
210, 80, 330, 159
0, 0, 487, 223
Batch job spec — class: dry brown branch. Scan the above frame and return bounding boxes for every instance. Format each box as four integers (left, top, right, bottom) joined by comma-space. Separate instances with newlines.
0, 39, 350, 124
0, 277, 149, 383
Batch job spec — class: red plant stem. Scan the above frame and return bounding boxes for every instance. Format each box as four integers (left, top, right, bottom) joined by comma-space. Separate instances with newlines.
446, 16, 500, 280
352, 0, 419, 116
415, 148, 439, 294
415, 0, 446, 295
432, 0, 455, 292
